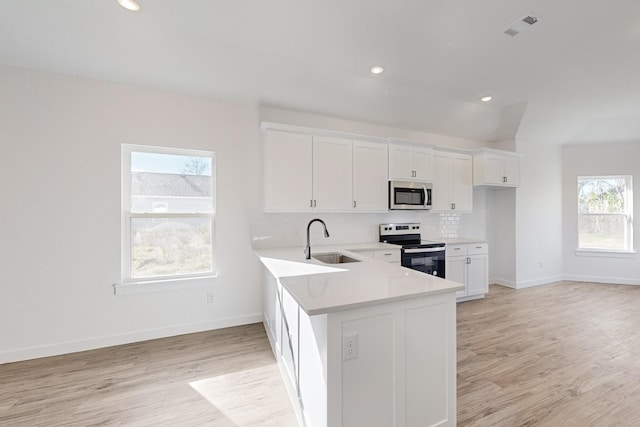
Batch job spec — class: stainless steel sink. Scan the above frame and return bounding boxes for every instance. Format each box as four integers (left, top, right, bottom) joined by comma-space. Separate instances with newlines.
312, 252, 361, 264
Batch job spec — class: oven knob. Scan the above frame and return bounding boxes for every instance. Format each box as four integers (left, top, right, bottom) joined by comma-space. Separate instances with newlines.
432, 271, 437, 276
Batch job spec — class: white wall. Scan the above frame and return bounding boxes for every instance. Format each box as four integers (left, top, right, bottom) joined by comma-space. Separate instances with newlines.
562, 142, 640, 284
513, 141, 564, 287
487, 188, 516, 286
260, 106, 488, 151
1, 65, 497, 363
0, 65, 264, 363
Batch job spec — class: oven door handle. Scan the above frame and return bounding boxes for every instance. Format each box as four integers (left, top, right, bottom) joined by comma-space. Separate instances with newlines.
403, 248, 444, 254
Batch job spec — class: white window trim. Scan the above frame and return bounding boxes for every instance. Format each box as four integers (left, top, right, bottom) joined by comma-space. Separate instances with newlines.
120, 144, 216, 289
577, 175, 633, 252
574, 248, 636, 258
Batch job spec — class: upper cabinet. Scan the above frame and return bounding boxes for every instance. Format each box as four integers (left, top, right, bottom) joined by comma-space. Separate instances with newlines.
473, 148, 522, 187
353, 141, 389, 211
388, 140, 434, 182
312, 136, 353, 211
432, 151, 473, 213
263, 126, 388, 212
264, 129, 313, 212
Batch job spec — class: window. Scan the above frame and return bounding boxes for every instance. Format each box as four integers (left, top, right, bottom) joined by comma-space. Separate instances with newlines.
122, 144, 215, 283
577, 175, 633, 251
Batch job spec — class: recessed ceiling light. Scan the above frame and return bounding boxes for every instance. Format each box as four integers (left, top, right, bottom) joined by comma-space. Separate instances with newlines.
117, 0, 141, 12
370, 66, 385, 75
480, 96, 493, 102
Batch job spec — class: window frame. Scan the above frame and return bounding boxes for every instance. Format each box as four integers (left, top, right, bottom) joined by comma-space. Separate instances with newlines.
121, 144, 216, 285
577, 175, 633, 253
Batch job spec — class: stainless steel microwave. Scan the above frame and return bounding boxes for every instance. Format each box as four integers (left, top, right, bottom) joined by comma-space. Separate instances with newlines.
389, 181, 432, 210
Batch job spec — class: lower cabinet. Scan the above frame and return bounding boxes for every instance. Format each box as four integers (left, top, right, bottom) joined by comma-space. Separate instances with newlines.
298, 293, 457, 427
262, 266, 456, 427
445, 243, 489, 300
351, 248, 401, 264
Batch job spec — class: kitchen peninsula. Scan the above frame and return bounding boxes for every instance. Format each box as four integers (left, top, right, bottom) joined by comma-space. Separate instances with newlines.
257, 243, 463, 427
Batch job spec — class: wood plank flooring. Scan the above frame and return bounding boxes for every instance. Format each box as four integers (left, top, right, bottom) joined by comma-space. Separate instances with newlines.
0, 324, 297, 426
458, 282, 640, 427
2, 281, 640, 426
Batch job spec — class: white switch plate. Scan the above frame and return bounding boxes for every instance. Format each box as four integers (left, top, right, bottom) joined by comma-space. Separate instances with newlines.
342, 333, 358, 361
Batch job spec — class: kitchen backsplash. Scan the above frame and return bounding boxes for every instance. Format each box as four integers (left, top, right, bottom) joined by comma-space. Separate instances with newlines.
439, 213, 461, 239
251, 211, 483, 249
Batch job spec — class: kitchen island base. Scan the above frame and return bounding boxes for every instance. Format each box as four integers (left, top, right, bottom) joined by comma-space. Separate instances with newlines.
263, 270, 457, 427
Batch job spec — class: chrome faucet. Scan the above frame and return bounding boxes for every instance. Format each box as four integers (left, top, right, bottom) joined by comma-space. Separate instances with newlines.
305, 218, 330, 259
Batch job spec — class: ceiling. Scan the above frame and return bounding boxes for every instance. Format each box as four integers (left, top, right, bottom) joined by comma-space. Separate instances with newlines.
1, 0, 640, 144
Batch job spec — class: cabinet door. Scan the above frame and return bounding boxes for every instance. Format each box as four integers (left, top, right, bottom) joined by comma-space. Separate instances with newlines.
388, 144, 414, 180
372, 249, 401, 263
451, 154, 473, 212
503, 157, 520, 187
484, 155, 505, 185
467, 254, 488, 296
413, 147, 434, 182
264, 130, 313, 212
446, 256, 467, 298
281, 288, 300, 385
313, 136, 353, 211
432, 152, 452, 211
353, 141, 388, 211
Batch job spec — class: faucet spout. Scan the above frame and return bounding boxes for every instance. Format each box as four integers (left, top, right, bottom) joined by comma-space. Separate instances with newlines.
305, 218, 330, 259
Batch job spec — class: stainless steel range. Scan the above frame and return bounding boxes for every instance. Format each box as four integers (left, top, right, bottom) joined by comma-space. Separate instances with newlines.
379, 223, 445, 278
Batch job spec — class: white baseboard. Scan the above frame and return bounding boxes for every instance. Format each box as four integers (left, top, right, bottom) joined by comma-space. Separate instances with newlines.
563, 275, 640, 286
0, 313, 262, 365
490, 277, 517, 289
514, 275, 564, 289
491, 274, 639, 290
490, 276, 564, 289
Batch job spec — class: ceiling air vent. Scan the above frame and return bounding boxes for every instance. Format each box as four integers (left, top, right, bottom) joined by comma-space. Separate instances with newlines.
503, 13, 541, 37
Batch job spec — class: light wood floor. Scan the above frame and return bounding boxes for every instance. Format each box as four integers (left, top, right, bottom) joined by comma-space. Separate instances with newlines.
0, 324, 297, 426
458, 282, 640, 427
2, 281, 640, 426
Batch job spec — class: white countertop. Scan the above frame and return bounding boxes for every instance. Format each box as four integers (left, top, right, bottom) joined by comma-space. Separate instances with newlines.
256, 243, 464, 315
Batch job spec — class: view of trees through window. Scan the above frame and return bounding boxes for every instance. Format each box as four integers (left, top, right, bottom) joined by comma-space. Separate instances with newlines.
577, 176, 631, 250
124, 145, 215, 281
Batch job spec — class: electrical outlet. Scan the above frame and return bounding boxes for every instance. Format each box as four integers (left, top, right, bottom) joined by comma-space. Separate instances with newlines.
206, 292, 215, 304
342, 333, 358, 361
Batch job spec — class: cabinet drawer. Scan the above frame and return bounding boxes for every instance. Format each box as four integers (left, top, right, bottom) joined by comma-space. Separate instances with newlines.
467, 243, 488, 255
446, 245, 467, 256
372, 249, 401, 263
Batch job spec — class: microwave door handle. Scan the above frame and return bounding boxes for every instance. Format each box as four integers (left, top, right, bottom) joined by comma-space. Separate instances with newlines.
423, 184, 428, 208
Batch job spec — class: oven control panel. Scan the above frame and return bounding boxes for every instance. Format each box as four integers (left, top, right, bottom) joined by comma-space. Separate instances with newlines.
379, 223, 421, 236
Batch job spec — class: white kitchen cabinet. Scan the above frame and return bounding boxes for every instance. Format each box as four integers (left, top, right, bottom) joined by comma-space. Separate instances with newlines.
432, 151, 473, 212
297, 290, 457, 427
388, 141, 434, 182
473, 148, 522, 187
351, 248, 401, 263
352, 141, 389, 211
281, 287, 300, 386
264, 129, 313, 212
371, 248, 401, 263
263, 126, 388, 212
446, 243, 489, 300
313, 136, 353, 211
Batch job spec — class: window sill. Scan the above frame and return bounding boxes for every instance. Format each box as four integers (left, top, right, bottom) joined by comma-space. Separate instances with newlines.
114, 273, 219, 295
574, 249, 636, 258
